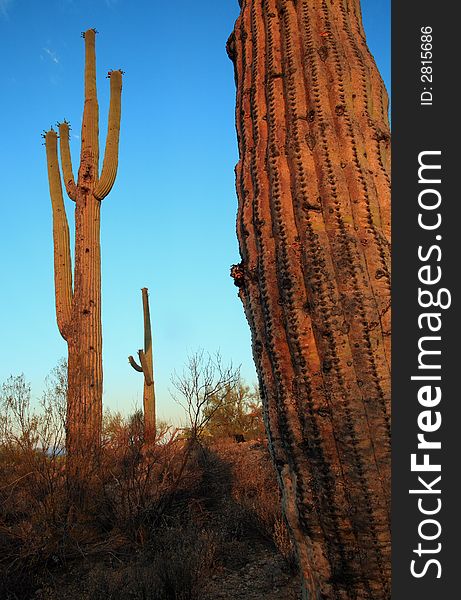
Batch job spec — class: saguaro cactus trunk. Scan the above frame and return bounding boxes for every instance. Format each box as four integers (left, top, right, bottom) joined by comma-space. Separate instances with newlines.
228, 1, 391, 598
44, 29, 122, 459
129, 287, 156, 441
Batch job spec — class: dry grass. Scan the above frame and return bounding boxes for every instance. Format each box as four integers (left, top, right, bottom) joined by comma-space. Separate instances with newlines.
0, 375, 297, 600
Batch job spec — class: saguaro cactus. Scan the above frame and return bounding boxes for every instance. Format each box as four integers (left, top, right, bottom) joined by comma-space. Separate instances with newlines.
128, 287, 156, 440
44, 29, 122, 458
228, 1, 390, 598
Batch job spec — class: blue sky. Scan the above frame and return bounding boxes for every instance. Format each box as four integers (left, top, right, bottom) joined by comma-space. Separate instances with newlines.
0, 0, 390, 423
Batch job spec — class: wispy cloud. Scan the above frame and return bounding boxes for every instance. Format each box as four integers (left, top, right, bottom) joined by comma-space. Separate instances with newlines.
0, 0, 13, 18
43, 47, 59, 64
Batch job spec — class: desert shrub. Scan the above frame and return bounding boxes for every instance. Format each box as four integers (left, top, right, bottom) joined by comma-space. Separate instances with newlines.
0, 369, 70, 597
208, 439, 298, 572
215, 440, 280, 535
0, 366, 295, 599
86, 523, 219, 600
0, 372, 201, 598
0, 435, 208, 598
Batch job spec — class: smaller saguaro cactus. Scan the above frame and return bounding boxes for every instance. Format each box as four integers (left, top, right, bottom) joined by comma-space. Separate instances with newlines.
129, 288, 156, 440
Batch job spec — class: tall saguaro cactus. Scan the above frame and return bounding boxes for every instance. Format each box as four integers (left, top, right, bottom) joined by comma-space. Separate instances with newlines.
128, 287, 156, 441
44, 29, 122, 458
228, 1, 390, 598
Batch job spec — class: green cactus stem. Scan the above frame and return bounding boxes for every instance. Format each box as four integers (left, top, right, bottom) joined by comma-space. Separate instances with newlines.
129, 287, 156, 441
228, 1, 391, 598
44, 28, 122, 460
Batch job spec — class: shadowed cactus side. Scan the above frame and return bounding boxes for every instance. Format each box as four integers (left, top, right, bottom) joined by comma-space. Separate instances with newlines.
129, 287, 156, 441
44, 29, 123, 460
228, 1, 391, 598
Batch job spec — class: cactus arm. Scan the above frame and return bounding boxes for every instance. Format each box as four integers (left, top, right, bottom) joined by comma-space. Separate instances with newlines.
45, 130, 73, 340
93, 70, 122, 200
78, 28, 99, 187
58, 121, 77, 201
138, 350, 153, 386
128, 349, 153, 386
128, 354, 143, 372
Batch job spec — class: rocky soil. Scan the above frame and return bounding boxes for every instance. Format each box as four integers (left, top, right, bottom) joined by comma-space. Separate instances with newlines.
204, 544, 300, 600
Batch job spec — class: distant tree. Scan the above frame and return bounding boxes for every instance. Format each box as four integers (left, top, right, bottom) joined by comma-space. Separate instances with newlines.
0, 361, 67, 455
0, 374, 35, 450
40, 358, 67, 453
171, 350, 240, 441
202, 383, 264, 440
102, 409, 125, 446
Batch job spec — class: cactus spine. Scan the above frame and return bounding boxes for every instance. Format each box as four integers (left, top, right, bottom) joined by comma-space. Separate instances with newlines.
44, 29, 122, 458
228, 1, 390, 598
129, 287, 156, 441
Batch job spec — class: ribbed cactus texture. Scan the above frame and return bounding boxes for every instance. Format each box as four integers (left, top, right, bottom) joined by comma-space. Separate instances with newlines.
228, 1, 391, 598
44, 29, 122, 458
129, 287, 156, 441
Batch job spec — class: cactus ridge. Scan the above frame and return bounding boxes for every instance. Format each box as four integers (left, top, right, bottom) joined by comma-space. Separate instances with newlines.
295, 3, 391, 583
230, 1, 391, 598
